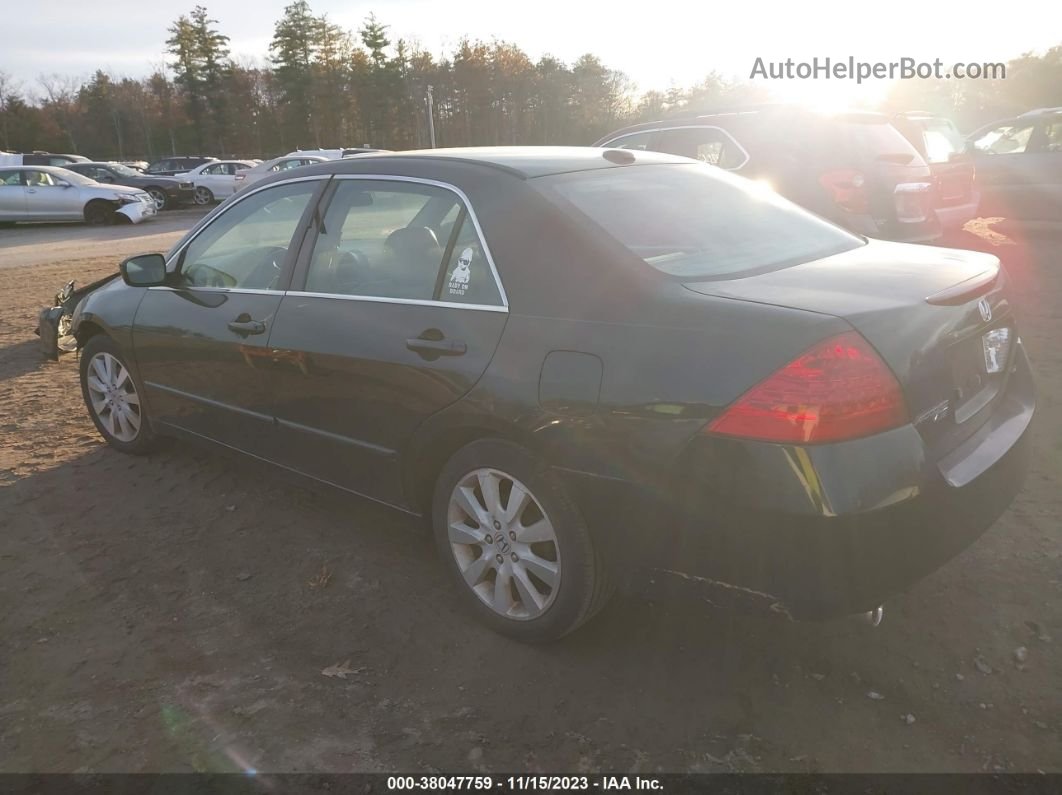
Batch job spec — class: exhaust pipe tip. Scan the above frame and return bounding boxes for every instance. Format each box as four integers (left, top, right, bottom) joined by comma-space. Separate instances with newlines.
863, 606, 884, 627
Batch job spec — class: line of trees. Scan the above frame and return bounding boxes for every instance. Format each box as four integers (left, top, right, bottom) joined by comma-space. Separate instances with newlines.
1, 3, 1060, 160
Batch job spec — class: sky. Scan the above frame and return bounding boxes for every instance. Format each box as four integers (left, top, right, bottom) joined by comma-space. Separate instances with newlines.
3, 0, 1061, 106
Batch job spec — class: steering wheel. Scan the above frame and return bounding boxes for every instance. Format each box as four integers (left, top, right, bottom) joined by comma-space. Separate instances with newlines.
243, 246, 288, 290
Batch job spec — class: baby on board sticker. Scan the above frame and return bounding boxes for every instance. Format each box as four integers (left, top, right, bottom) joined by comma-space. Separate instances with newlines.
448, 247, 474, 296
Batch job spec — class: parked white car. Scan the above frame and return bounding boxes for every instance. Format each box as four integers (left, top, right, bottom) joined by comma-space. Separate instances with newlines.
0, 165, 156, 225
176, 160, 257, 205
233, 154, 329, 192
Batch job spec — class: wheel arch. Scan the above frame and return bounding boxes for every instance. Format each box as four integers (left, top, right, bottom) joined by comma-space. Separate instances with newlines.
404, 417, 543, 517
74, 319, 106, 348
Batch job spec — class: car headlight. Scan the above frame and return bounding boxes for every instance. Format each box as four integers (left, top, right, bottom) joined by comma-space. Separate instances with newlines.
116, 194, 139, 204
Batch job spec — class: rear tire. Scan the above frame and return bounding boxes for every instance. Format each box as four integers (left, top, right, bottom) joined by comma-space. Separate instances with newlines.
432, 439, 613, 642
79, 335, 160, 455
84, 201, 112, 226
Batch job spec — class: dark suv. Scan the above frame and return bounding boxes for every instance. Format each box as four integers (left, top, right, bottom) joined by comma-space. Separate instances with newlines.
966, 107, 1062, 223
144, 156, 217, 176
596, 106, 942, 243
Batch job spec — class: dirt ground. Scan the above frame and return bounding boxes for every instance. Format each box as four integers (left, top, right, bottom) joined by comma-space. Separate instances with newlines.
0, 220, 1059, 774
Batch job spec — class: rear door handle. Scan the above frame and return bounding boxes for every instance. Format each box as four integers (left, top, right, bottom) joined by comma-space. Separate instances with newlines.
228, 319, 267, 336
405, 338, 467, 357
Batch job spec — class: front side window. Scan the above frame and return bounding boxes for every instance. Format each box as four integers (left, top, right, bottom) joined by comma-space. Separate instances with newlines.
539, 163, 863, 280
305, 180, 460, 301
25, 170, 58, 187
178, 181, 318, 290
0, 170, 22, 186
971, 123, 1035, 155
202, 163, 226, 175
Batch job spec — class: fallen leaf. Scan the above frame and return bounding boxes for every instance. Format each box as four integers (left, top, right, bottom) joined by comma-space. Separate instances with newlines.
321, 659, 362, 679
308, 565, 333, 589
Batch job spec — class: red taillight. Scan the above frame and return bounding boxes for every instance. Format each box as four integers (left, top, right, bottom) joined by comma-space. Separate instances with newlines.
819, 169, 868, 214
706, 331, 908, 444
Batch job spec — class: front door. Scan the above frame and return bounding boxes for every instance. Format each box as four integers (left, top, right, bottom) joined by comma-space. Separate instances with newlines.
265, 177, 508, 507
23, 169, 82, 220
132, 178, 324, 455
969, 119, 1040, 219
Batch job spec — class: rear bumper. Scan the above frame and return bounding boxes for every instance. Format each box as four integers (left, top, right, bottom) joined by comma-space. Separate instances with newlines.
562, 345, 1034, 619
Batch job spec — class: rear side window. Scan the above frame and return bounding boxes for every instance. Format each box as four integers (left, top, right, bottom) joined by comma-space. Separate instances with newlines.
650, 127, 748, 169
305, 180, 456, 300
539, 164, 863, 280
604, 131, 654, 151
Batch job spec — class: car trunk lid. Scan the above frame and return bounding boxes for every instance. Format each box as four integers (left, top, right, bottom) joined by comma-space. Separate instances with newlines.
683, 240, 1014, 458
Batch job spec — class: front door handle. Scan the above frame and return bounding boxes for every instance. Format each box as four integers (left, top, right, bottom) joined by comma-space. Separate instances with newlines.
228, 315, 266, 336
405, 337, 467, 357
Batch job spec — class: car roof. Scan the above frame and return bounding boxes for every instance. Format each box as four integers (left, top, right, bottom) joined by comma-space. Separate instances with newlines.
323, 146, 689, 179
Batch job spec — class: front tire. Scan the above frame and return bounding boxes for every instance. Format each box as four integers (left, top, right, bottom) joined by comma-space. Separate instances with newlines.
146, 187, 168, 211
84, 201, 112, 226
432, 439, 612, 642
193, 186, 214, 206
79, 336, 159, 454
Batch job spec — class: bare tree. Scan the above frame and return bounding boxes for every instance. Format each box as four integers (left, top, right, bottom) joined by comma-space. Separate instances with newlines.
38, 73, 83, 151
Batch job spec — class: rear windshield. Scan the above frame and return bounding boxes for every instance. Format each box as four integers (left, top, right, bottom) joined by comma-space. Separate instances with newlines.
537, 164, 863, 280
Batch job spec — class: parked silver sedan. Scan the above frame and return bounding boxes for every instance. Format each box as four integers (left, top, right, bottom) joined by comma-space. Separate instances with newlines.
0, 166, 157, 225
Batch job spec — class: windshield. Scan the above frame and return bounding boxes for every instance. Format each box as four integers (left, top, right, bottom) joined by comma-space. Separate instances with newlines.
538, 164, 863, 279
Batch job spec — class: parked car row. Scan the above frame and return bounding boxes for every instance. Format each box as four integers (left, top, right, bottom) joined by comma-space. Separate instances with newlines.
0, 165, 156, 225
595, 104, 1062, 241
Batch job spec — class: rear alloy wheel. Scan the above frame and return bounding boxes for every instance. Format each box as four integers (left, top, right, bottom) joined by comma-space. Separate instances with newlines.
147, 187, 168, 211
79, 336, 159, 454
193, 186, 214, 205
84, 201, 112, 226
433, 439, 612, 642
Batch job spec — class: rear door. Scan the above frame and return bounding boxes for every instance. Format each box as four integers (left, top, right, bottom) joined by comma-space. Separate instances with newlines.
0, 169, 27, 218
1022, 114, 1062, 221
132, 178, 326, 455
264, 176, 509, 506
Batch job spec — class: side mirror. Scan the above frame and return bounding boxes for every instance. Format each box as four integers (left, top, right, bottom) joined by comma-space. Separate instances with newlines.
55, 180, 72, 188
120, 253, 168, 287
101, 175, 115, 183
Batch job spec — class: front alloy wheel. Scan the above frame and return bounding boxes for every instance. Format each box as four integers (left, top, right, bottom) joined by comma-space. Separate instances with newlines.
79, 335, 159, 454
147, 188, 167, 211
85, 351, 141, 442
193, 186, 213, 205
447, 468, 561, 620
